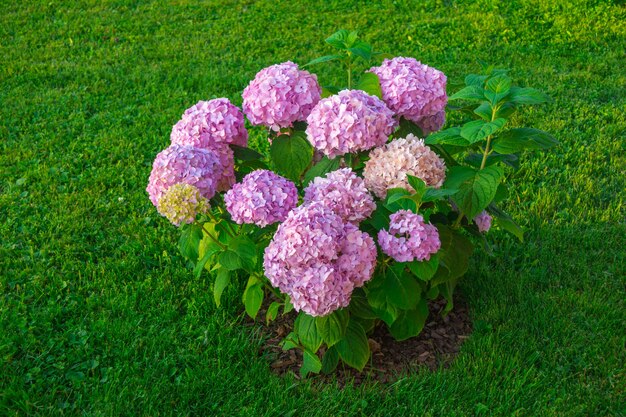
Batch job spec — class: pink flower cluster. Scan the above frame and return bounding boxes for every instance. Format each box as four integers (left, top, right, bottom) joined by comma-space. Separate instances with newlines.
242, 62, 321, 130
303, 168, 375, 224
363, 134, 447, 199
305, 89, 397, 158
369, 57, 447, 126
171, 98, 247, 192
416, 110, 446, 136
263, 203, 377, 316
147, 144, 222, 207
378, 210, 441, 263
224, 170, 298, 228
474, 210, 492, 233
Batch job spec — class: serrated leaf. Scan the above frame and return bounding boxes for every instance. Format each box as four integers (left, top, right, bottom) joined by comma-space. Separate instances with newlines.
407, 256, 439, 281
229, 144, 264, 161
465, 74, 488, 87
449, 85, 484, 101
432, 225, 474, 284
227, 235, 257, 272
349, 290, 377, 319
303, 156, 340, 186
384, 263, 421, 310
354, 72, 382, 98
303, 54, 344, 67
508, 86, 549, 105
336, 321, 370, 371
295, 313, 322, 352
242, 275, 264, 319
460, 119, 507, 144
452, 166, 503, 218
316, 309, 349, 347
270, 132, 313, 182
474, 102, 492, 120
349, 41, 372, 61
178, 223, 203, 263
266, 301, 281, 325
422, 188, 458, 202
406, 175, 427, 198
425, 127, 470, 146
301, 350, 322, 378
321, 346, 339, 374
325, 29, 350, 49
485, 74, 512, 104
388, 298, 429, 341
213, 268, 230, 307
492, 128, 559, 154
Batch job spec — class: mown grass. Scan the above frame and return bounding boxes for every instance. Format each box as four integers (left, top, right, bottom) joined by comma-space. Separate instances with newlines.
1, 1, 625, 416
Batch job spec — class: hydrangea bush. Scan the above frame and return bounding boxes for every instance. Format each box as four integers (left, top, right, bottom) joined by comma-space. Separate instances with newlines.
147, 30, 557, 376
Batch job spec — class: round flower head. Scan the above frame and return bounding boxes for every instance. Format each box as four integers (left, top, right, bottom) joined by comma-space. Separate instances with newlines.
211, 145, 236, 192
224, 169, 298, 227
416, 110, 446, 136
369, 57, 447, 123
146, 144, 222, 207
474, 210, 492, 233
263, 203, 377, 316
305, 89, 397, 158
363, 134, 446, 199
378, 210, 440, 262
170, 98, 248, 148
157, 183, 210, 226
303, 168, 375, 224
242, 61, 321, 130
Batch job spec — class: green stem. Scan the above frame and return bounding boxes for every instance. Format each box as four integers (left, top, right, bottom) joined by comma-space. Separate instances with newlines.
259, 275, 284, 300
347, 53, 352, 89
480, 105, 499, 170
453, 211, 464, 229
201, 224, 227, 250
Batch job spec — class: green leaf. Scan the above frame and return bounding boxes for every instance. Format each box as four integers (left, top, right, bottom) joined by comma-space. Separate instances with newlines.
443, 166, 477, 190
465, 74, 488, 87
295, 313, 322, 352
303, 54, 344, 67
242, 275, 264, 319
213, 268, 230, 307
406, 175, 427, 198
178, 223, 203, 262
366, 203, 392, 231
393, 117, 424, 139
349, 290, 378, 319
407, 256, 439, 281
218, 250, 241, 271
349, 41, 372, 61
464, 152, 519, 169
227, 236, 257, 272
321, 346, 339, 374
316, 309, 349, 347
229, 144, 264, 161
346, 30, 359, 47
438, 279, 457, 315
303, 156, 340, 185
485, 74, 512, 104
460, 119, 507, 144
301, 350, 322, 378
493, 183, 509, 203
283, 296, 294, 315
365, 274, 399, 326
266, 301, 281, 325
270, 132, 313, 181
449, 85, 484, 101
432, 225, 474, 284
425, 127, 470, 146
489, 204, 524, 241
321, 85, 340, 98
492, 128, 559, 154
280, 332, 299, 351
194, 243, 219, 278
451, 166, 503, 218
336, 321, 370, 371
474, 102, 492, 120
422, 188, 458, 203
354, 72, 382, 98
384, 263, 421, 310
325, 29, 351, 50
389, 298, 429, 341
508, 86, 549, 105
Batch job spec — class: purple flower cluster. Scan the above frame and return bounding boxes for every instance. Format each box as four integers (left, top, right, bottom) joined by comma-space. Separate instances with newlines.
146, 144, 222, 207
369, 57, 447, 125
416, 110, 446, 136
305, 89, 397, 158
224, 170, 298, 228
378, 210, 441, 263
263, 203, 377, 316
303, 168, 375, 224
474, 210, 492, 233
242, 62, 321, 130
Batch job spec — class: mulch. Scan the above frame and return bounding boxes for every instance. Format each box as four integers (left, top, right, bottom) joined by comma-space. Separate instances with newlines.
246, 296, 473, 385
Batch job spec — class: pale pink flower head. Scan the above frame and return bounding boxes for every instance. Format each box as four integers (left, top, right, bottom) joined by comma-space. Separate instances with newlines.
303, 168, 375, 224
224, 169, 298, 228
146, 144, 222, 207
363, 134, 446, 199
242, 61, 321, 130
263, 203, 377, 317
369, 57, 447, 123
170, 98, 248, 148
474, 210, 492, 233
157, 183, 210, 227
305, 89, 397, 158
378, 210, 440, 262
416, 110, 446, 136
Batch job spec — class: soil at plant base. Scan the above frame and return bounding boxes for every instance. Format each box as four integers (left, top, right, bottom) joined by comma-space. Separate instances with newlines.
245, 297, 473, 385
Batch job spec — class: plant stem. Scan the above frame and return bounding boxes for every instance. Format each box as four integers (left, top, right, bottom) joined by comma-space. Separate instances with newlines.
260, 275, 284, 300
347, 53, 352, 89
201, 224, 227, 250
480, 105, 499, 170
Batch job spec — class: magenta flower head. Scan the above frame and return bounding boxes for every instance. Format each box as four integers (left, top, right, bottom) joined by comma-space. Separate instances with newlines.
363, 134, 446, 199
369, 57, 447, 124
224, 169, 298, 228
474, 210, 492, 233
263, 203, 377, 317
305, 89, 397, 158
146, 144, 222, 207
303, 168, 375, 224
170, 98, 248, 149
378, 210, 441, 263
242, 61, 321, 130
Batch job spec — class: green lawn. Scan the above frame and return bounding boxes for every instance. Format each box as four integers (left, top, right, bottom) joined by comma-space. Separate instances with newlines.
1, 1, 625, 415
